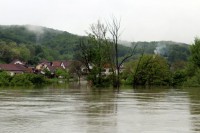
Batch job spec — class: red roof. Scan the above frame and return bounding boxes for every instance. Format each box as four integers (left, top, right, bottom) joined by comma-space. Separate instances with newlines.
47, 66, 63, 72
0, 64, 27, 71
25, 67, 34, 73
52, 61, 62, 67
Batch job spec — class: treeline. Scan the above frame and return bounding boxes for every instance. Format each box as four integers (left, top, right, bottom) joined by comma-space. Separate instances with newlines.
0, 25, 190, 65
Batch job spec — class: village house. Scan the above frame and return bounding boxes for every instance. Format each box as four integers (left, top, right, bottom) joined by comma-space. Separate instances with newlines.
0, 64, 28, 76
101, 64, 113, 76
51, 61, 66, 69
80, 63, 125, 76
0, 59, 36, 76
81, 64, 93, 75
35, 60, 72, 75
35, 61, 51, 70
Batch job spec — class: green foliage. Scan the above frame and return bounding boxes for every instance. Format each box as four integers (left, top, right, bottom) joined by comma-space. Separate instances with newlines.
171, 70, 187, 86
0, 71, 12, 86
77, 21, 113, 87
123, 55, 171, 86
0, 71, 48, 87
190, 38, 200, 68
26, 74, 47, 85
132, 41, 190, 63
167, 44, 190, 63
10, 74, 33, 86
183, 38, 200, 87
43, 68, 52, 78
55, 68, 69, 79
0, 25, 81, 63
184, 69, 200, 87
10, 74, 48, 86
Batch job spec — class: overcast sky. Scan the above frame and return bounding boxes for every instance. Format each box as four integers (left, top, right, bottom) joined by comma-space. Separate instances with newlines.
0, 0, 200, 43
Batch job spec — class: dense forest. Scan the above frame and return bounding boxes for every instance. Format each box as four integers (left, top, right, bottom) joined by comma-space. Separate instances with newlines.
0, 25, 80, 64
0, 25, 190, 65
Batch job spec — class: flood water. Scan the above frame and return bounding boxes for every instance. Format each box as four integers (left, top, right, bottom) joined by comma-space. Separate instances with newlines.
0, 83, 200, 133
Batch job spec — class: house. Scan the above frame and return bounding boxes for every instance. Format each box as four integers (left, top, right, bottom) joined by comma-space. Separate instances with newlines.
36, 61, 51, 70
0, 64, 27, 76
81, 64, 93, 75
52, 61, 66, 69
36, 61, 67, 71
102, 64, 113, 76
36, 61, 69, 75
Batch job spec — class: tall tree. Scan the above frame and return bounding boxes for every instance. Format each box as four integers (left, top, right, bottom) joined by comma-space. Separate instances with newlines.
108, 17, 137, 88
124, 54, 171, 86
77, 21, 110, 86
190, 38, 200, 68
77, 18, 137, 88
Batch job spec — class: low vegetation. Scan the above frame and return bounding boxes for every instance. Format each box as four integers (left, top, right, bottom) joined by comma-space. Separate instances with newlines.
0, 72, 49, 87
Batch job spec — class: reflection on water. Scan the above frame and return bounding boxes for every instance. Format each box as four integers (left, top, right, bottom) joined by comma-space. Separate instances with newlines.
184, 87, 200, 132
0, 85, 200, 133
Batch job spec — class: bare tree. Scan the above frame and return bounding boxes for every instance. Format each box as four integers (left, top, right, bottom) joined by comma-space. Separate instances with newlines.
77, 20, 110, 86
77, 18, 137, 88
108, 17, 137, 88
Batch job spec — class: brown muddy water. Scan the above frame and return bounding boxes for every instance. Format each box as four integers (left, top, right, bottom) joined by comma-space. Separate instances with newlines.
0, 83, 200, 133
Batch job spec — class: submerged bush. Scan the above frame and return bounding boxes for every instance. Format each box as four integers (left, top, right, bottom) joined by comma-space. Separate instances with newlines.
10, 74, 33, 86
0, 71, 12, 86
26, 74, 47, 85
10, 73, 49, 86
184, 69, 200, 87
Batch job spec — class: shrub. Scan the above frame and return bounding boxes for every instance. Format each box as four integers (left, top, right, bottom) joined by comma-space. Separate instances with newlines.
10, 74, 33, 86
0, 71, 12, 86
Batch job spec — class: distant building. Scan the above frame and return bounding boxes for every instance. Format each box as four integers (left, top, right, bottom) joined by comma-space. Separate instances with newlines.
101, 64, 113, 76
51, 61, 66, 69
0, 64, 28, 76
35, 61, 51, 70
35, 61, 71, 75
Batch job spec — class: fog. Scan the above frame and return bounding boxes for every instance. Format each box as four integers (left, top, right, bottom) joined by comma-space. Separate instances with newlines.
0, 0, 200, 43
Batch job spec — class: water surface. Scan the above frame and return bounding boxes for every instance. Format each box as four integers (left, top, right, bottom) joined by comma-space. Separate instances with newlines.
0, 85, 200, 133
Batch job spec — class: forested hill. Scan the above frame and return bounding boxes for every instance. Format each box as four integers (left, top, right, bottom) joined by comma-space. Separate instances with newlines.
0, 25, 79, 44
132, 41, 190, 63
0, 25, 83, 64
0, 25, 190, 64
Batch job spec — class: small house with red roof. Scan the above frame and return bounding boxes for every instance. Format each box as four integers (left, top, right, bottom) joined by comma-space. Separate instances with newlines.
0, 64, 28, 76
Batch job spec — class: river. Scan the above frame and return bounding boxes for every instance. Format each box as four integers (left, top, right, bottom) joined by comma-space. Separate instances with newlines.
0, 83, 200, 133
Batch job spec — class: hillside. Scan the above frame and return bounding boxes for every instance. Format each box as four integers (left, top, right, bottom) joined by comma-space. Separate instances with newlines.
0, 25, 190, 64
0, 25, 84, 63
132, 41, 190, 63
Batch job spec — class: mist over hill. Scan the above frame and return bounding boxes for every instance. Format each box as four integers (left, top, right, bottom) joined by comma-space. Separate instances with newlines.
0, 25, 190, 64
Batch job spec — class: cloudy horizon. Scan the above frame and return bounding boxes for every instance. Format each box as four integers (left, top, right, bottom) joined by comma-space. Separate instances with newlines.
0, 0, 200, 44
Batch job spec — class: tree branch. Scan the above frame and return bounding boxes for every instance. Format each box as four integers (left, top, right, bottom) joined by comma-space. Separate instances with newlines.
119, 44, 138, 69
